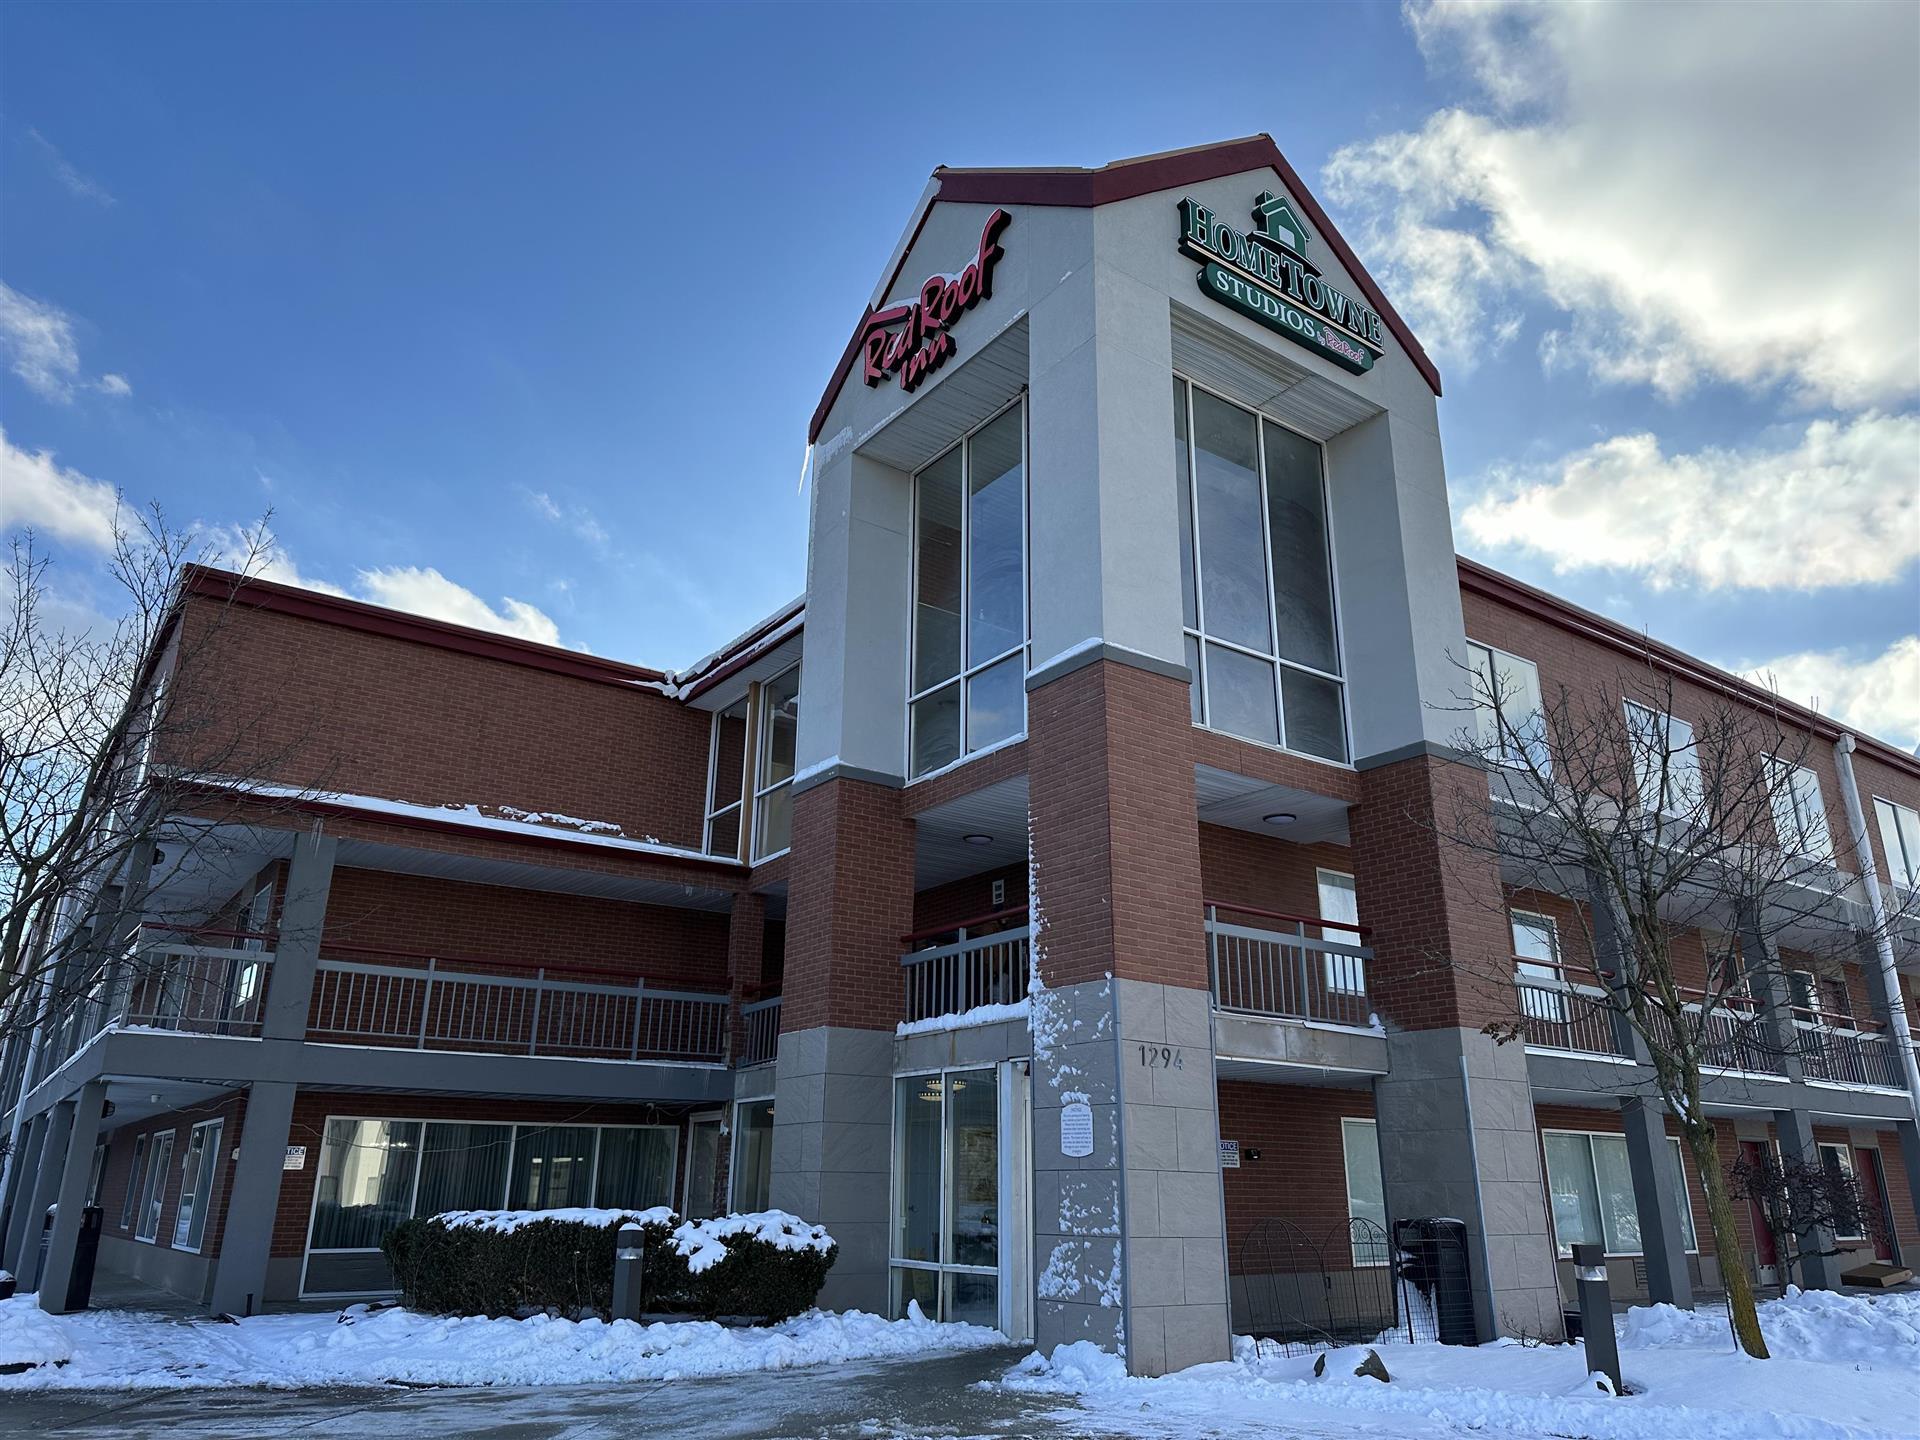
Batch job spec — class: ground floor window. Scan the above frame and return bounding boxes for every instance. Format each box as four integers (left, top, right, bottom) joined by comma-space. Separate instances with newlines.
683, 1114, 724, 1220
731, 1099, 774, 1213
1542, 1129, 1698, 1256
120, 1134, 149, 1229
134, 1131, 174, 1242
172, 1118, 224, 1251
86, 1141, 108, 1208
891, 1067, 999, 1327
1339, 1117, 1387, 1264
1816, 1143, 1866, 1240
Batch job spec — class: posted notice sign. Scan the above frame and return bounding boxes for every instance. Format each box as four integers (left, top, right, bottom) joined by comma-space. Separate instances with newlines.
1060, 1102, 1094, 1159
1220, 1139, 1241, 1168
283, 1146, 307, 1171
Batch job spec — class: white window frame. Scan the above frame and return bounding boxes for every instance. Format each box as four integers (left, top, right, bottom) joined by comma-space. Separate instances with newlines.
751, 665, 800, 862
728, 1095, 776, 1215
1175, 375, 1351, 766
680, 1110, 727, 1220
904, 397, 1030, 783
887, 1065, 1002, 1324
120, 1133, 150, 1230
1316, 869, 1364, 995
134, 1131, 175, 1243
1765, 758, 1833, 861
1541, 1127, 1699, 1258
703, 698, 749, 858
1624, 701, 1701, 818
1465, 639, 1548, 774
172, 1118, 225, 1252
1339, 1117, 1388, 1266
300, 1115, 682, 1297
1511, 909, 1565, 1023
1873, 796, 1920, 893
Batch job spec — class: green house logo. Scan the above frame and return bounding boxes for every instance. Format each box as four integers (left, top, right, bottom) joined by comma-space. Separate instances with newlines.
1251, 190, 1308, 256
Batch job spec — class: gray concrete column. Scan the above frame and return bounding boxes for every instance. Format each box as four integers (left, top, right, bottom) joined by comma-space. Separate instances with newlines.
208, 1081, 296, 1316
1619, 1096, 1692, 1307
37, 1081, 108, 1313
261, 830, 337, 1042
1773, 1107, 1842, 1290
1, 1108, 51, 1274
14, 1099, 75, 1291
1738, 921, 1805, 1083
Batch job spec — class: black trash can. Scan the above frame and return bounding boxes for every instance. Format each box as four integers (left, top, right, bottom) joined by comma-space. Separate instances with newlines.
1393, 1217, 1478, 1345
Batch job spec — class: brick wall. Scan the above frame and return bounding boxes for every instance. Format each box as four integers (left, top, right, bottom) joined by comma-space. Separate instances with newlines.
911, 864, 1028, 935
94, 1093, 249, 1261
1027, 660, 1207, 989
1216, 1080, 1375, 1263
1197, 825, 1353, 919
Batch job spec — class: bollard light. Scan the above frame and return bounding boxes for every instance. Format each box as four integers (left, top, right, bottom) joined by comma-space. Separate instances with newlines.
612, 1223, 646, 1323
1571, 1242, 1622, 1394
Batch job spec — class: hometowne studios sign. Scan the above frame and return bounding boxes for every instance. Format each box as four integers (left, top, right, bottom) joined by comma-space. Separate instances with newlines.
1178, 191, 1384, 376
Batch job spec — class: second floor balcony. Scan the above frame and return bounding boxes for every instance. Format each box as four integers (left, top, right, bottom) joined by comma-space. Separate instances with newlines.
1206, 903, 1374, 1030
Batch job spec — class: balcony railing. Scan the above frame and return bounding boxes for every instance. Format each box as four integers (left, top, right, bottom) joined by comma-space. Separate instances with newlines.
1796, 1019, 1904, 1089
308, 950, 729, 1063
1206, 904, 1373, 1029
120, 942, 273, 1037
740, 994, 781, 1067
1514, 975, 1626, 1057
900, 910, 1030, 1026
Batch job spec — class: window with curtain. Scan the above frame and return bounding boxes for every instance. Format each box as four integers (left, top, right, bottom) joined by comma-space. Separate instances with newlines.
508, 1125, 597, 1210
414, 1123, 513, 1217
1874, 797, 1920, 892
1466, 641, 1547, 772
1543, 1130, 1697, 1255
1174, 379, 1346, 761
172, 1119, 224, 1251
594, 1127, 677, 1209
1624, 702, 1702, 817
753, 668, 799, 860
1341, 1118, 1388, 1265
311, 1118, 421, 1250
909, 402, 1027, 779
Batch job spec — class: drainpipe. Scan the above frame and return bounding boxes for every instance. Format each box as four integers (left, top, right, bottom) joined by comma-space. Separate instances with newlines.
1832, 734, 1920, 1104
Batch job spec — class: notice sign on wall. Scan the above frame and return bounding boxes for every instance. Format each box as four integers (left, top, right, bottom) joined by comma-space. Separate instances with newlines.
1059, 1101, 1094, 1159
283, 1145, 307, 1171
1220, 1139, 1241, 1169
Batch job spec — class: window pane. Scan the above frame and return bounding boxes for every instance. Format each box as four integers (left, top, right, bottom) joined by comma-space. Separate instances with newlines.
684, 1119, 724, 1220
892, 1264, 939, 1321
709, 700, 748, 821
1174, 380, 1197, 630
947, 1069, 998, 1269
895, 1076, 943, 1264
312, 1119, 420, 1249
1281, 667, 1347, 761
121, 1135, 148, 1228
595, 1128, 676, 1209
706, 805, 740, 858
1591, 1136, 1642, 1253
732, 1101, 774, 1213
760, 668, 800, 788
1512, 914, 1557, 965
1191, 390, 1271, 652
1876, 799, 1920, 889
1341, 1119, 1388, 1264
1184, 634, 1203, 725
509, 1125, 596, 1210
138, 1134, 174, 1241
1667, 1139, 1698, 1250
914, 448, 964, 692
1263, 420, 1338, 675
1204, 643, 1279, 746
948, 1271, 998, 1327
173, 1124, 214, 1248
755, 785, 791, 858
911, 684, 961, 779
966, 408, 1024, 667
416, 1123, 512, 1217
966, 654, 1023, 754
1543, 1133, 1602, 1254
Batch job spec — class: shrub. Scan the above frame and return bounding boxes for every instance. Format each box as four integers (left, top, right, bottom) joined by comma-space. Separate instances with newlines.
381, 1208, 835, 1323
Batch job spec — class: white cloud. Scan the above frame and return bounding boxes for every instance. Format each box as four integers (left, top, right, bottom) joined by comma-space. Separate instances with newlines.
1459, 412, 1920, 590
0, 281, 131, 402
355, 565, 563, 646
0, 427, 122, 549
97, 373, 131, 398
28, 128, 115, 207
1325, 1, 1920, 407
1744, 636, 1920, 751
523, 487, 611, 550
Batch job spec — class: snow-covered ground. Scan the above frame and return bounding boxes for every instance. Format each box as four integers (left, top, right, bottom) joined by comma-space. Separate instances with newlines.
1006, 1288, 1920, 1440
0, 1296, 1002, 1391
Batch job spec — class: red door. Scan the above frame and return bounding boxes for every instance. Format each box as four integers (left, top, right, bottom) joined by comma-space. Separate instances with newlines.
1853, 1147, 1896, 1263
1741, 1141, 1778, 1268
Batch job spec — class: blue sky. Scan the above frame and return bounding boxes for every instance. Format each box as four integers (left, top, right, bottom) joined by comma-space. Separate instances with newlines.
2, 2, 1915, 745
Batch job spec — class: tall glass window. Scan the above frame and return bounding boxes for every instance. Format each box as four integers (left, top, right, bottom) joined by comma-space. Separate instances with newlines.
1542, 1130, 1697, 1256
172, 1119, 224, 1251
753, 667, 799, 860
134, 1131, 174, 1242
731, 1099, 775, 1213
1174, 379, 1346, 761
891, 1068, 999, 1326
910, 402, 1027, 779
704, 697, 749, 857
414, 1123, 512, 1216
1340, 1117, 1387, 1265
311, 1119, 421, 1250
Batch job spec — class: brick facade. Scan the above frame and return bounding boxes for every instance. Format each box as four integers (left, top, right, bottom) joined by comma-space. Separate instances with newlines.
1216, 1081, 1375, 1263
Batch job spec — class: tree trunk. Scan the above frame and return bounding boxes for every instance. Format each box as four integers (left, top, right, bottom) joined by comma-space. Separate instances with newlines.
1686, 1118, 1769, 1358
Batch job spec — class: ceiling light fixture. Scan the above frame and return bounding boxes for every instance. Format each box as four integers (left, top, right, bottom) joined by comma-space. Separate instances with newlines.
962, 833, 994, 846
1262, 813, 1297, 827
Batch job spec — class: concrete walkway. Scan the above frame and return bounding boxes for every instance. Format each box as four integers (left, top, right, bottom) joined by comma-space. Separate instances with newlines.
0, 1346, 1157, 1439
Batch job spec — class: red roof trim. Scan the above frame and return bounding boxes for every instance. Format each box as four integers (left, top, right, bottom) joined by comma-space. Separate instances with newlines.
1456, 556, 1920, 780
808, 135, 1440, 442
678, 600, 806, 703
182, 566, 672, 691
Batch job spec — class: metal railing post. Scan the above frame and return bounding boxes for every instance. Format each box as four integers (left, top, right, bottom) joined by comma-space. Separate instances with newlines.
630, 980, 645, 1061
416, 956, 435, 1049
528, 968, 545, 1055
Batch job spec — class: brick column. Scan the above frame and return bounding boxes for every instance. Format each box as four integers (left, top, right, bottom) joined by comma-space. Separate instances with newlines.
726, 891, 766, 1063
1027, 659, 1229, 1377
1350, 753, 1563, 1342
770, 776, 916, 1313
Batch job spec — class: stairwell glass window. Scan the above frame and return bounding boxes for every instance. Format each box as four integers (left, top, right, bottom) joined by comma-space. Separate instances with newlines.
1765, 759, 1833, 861
1625, 703, 1701, 818
1543, 1129, 1697, 1257
1874, 798, 1920, 893
1174, 379, 1347, 761
1512, 910, 1565, 1024
909, 402, 1027, 780
753, 666, 799, 860
705, 697, 749, 858
1466, 641, 1548, 772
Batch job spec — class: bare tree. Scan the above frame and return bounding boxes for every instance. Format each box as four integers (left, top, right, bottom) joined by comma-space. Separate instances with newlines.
0, 507, 330, 1062
1433, 647, 1907, 1359
1728, 1146, 1884, 1287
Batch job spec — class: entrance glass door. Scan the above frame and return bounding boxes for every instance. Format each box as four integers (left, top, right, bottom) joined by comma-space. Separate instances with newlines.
891, 1064, 1026, 1335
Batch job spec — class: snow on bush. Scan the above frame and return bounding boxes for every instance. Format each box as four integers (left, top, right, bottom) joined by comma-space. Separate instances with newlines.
436, 1206, 678, 1235
0, 1296, 1001, 1390
671, 1211, 832, 1275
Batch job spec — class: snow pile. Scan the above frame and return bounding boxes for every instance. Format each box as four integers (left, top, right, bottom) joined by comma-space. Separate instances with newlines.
0, 1297, 999, 1391
0, 1300, 73, 1369
897, 998, 1029, 1037
1006, 1290, 1920, 1440
671, 1211, 833, 1275
433, 1207, 677, 1235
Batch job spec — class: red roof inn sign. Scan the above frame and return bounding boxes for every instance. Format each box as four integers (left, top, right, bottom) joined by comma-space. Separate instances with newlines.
862, 209, 1012, 394
1179, 191, 1384, 375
